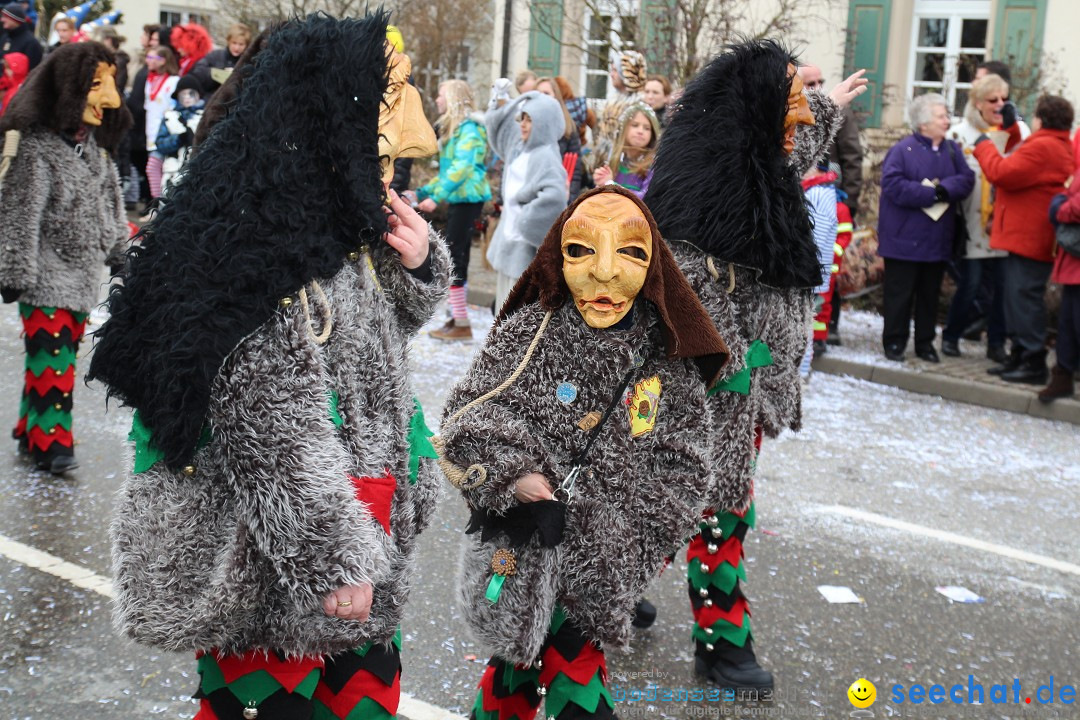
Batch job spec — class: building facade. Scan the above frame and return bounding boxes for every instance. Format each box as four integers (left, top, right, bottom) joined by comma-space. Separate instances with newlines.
500, 0, 1076, 131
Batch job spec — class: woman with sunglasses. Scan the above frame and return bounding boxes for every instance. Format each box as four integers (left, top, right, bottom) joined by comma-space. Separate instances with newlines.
941, 73, 1030, 361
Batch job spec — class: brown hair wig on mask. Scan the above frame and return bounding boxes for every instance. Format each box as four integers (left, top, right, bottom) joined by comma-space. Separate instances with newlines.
0, 41, 132, 152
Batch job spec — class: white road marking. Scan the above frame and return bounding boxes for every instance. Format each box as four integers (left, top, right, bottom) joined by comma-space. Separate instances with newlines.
816, 505, 1080, 577
0, 532, 468, 720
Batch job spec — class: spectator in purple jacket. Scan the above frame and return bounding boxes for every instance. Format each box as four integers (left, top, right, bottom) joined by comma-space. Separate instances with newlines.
877, 93, 975, 363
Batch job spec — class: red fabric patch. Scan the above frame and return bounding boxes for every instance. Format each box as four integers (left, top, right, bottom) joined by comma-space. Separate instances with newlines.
27, 425, 73, 452
478, 665, 541, 720
24, 368, 76, 393
349, 473, 396, 534
694, 595, 750, 629
687, 532, 743, 568
313, 667, 400, 718
753, 426, 763, 453
216, 650, 325, 694
21, 308, 86, 341
193, 699, 219, 720
539, 641, 607, 687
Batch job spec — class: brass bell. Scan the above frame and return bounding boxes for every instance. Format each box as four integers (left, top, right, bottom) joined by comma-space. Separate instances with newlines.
182, 465, 196, 476
347, 251, 360, 262
537, 685, 547, 697
54, 403, 62, 410
699, 587, 709, 598
700, 563, 710, 573
705, 643, 715, 651
704, 599, 713, 608
279, 297, 293, 308
52, 348, 60, 355
707, 515, 719, 527
52, 331, 61, 338
711, 527, 722, 538
704, 627, 714, 636
243, 707, 259, 719
707, 543, 718, 554
54, 369, 63, 376
63, 392, 70, 398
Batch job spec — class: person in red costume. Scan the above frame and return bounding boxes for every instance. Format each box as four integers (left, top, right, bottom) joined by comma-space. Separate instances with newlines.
0, 51, 28, 116
170, 22, 212, 76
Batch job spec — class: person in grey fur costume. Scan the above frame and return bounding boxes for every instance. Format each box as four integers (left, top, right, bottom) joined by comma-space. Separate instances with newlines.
87, 14, 450, 719
439, 186, 729, 720
484, 89, 568, 310
643, 40, 866, 692
0, 41, 131, 475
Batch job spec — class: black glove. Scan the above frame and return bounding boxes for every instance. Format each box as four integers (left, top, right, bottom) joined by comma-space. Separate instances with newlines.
1001, 101, 1019, 130
1, 287, 22, 304
934, 184, 949, 203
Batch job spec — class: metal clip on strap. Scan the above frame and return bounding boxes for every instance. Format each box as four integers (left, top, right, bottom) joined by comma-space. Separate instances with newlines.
554, 465, 582, 504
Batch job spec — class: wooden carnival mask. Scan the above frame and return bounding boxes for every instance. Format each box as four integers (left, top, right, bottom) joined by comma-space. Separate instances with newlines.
378, 48, 437, 186
783, 63, 815, 155
561, 193, 652, 329
83, 61, 121, 127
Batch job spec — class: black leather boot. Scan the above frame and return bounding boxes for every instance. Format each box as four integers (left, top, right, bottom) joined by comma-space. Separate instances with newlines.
1001, 349, 1049, 385
632, 597, 657, 628
987, 344, 1023, 375
695, 639, 774, 691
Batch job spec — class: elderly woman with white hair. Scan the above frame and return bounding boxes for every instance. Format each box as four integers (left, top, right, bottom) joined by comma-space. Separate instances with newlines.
941, 74, 1031, 361
877, 93, 975, 362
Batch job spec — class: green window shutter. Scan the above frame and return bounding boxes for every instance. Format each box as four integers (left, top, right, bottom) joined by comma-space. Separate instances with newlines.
844, 0, 892, 128
640, 0, 676, 79
528, 0, 564, 76
993, 0, 1047, 116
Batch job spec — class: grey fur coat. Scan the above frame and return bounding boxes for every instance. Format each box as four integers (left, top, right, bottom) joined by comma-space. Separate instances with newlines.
110, 231, 450, 657
671, 244, 810, 514
484, 92, 568, 278
439, 302, 712, 664
665, 91, 840, 514
0, 128, 128, 312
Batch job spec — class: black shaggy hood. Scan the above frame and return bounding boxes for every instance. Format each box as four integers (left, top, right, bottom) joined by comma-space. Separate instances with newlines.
0, 41, 132, 152
643, 39, 821, 289
87, 12, 392, 471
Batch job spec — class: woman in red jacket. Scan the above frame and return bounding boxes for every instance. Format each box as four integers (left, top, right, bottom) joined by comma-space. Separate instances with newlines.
973, 95, 1075, 384
1041, 178, 1080, 401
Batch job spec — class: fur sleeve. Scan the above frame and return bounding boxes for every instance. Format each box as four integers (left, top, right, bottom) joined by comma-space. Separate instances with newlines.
439, 309, 561, 515
103, 155, 129, 264
753, 288, 811, 436
792, 91, 843, 175
372, 226, 451, 337
211, 310, 393, 605
0, 148, 48, 292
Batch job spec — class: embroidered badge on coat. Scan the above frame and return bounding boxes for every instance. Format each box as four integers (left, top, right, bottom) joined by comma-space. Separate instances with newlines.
555, 382, 578, 404
627, 375, 661, 437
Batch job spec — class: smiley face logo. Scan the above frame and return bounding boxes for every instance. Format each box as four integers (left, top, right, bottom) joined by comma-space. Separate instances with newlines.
848, 678, 876, 708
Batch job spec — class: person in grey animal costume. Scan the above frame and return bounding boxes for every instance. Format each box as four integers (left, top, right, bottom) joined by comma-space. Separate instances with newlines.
484, 88, 568, 310
0, 41, 130, 475
438, 185, 729, 720
86, 14, 449, 720
642, 40, 866, 692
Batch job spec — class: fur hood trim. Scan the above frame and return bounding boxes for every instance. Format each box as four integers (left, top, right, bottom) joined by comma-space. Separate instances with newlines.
501, 185, 728, 386
87, 13, 392, 471
644, 38, 821, 289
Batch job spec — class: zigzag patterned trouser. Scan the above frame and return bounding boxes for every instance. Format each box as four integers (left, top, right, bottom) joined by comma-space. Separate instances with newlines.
687, 427, 763, 662
13, 304, 87, 463
471, 609, 615, 720
194, 631, 401, 720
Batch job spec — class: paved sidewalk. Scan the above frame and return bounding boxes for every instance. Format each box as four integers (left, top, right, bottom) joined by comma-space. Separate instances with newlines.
811, 308, 1080, 426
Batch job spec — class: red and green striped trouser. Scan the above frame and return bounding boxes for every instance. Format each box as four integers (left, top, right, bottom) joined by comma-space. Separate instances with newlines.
472, 608, 615, 720
194, 629, 401, 720
13, 304, 88, 463
687, 427, 762, 662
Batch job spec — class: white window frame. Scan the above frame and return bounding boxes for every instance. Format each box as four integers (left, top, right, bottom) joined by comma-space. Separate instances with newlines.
906, 0, 991, 118
160, 8, 213, 28
581, 0, 639, 103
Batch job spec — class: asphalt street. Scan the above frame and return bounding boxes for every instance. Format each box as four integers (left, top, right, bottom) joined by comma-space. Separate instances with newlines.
1, 302, 1078, 720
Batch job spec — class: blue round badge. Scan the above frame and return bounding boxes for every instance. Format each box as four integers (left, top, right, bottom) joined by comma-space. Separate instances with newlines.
555, 382, 578, 404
